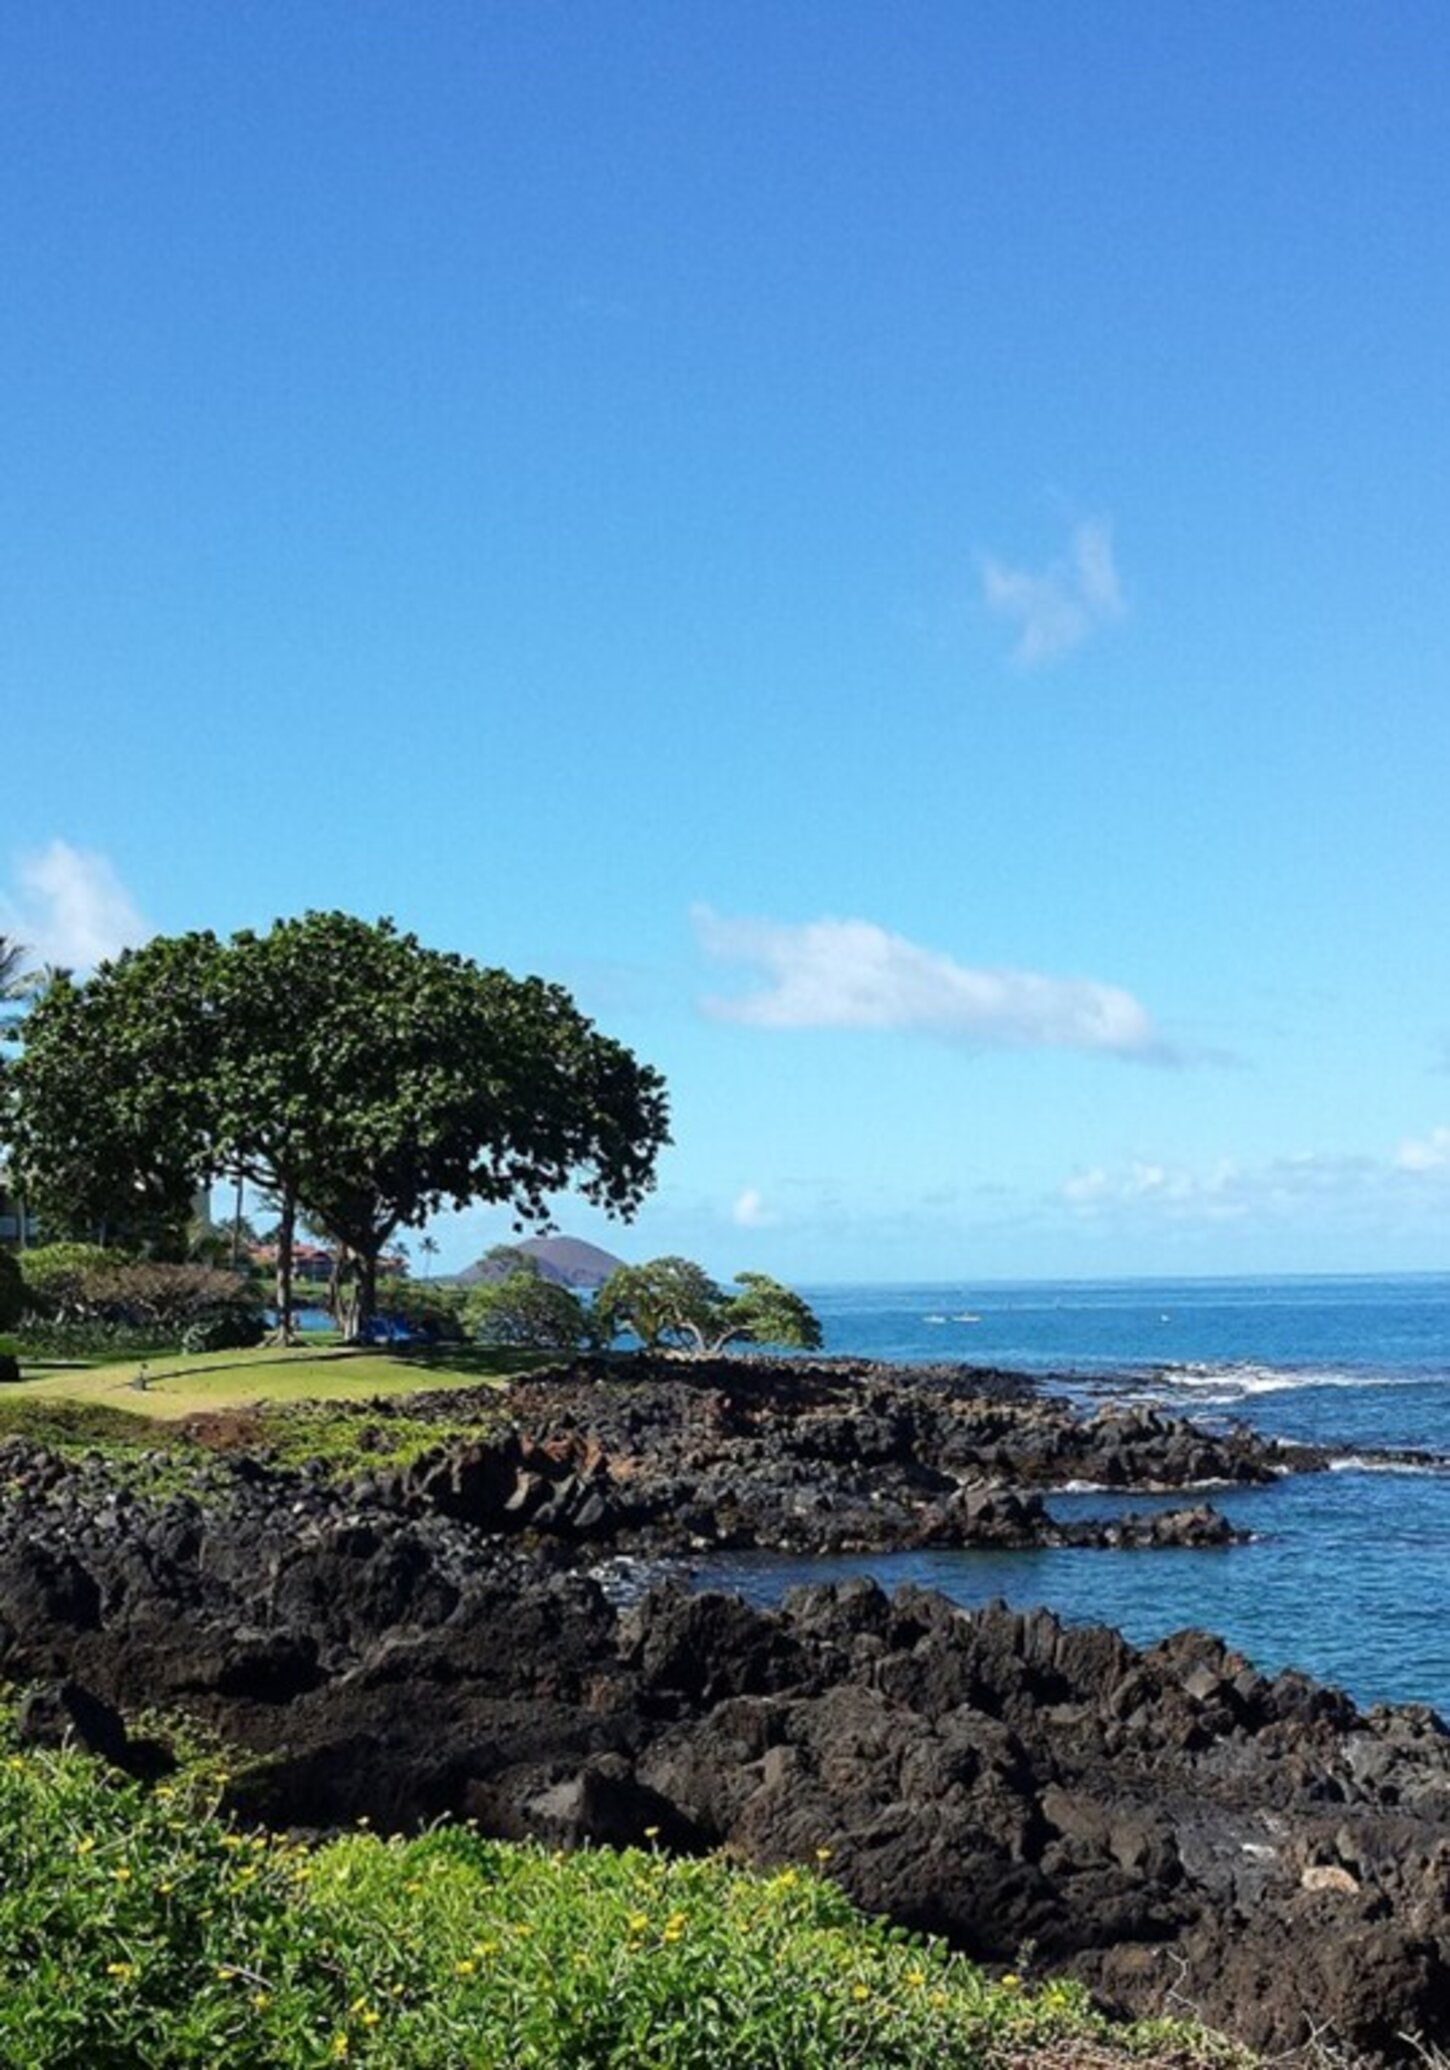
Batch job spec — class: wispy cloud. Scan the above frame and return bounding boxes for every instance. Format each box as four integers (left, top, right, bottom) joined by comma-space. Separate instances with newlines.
1060, 1147, 1409, 1228
1395, 1126, 1450, 1172
1060, 1158, 1248, 1221
981, 516, 1124, 667
694, 906, 1174, 1061
731, 1186, 777, 1229
0, 841, 150, 970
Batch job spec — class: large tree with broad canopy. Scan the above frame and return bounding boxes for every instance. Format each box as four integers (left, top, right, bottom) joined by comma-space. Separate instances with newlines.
10, 913, 670, 1339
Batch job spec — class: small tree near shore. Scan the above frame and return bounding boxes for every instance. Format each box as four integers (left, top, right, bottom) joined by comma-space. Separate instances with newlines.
465, 1263, 595, 1351
593, 1257, 822, 1355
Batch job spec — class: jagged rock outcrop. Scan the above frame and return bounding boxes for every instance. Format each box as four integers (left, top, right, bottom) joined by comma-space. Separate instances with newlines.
348, 1354, 1313, 1553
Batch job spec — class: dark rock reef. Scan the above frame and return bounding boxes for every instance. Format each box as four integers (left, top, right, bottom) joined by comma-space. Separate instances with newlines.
1, 1374, 1448, 2062
352, 1353, 1313, 1553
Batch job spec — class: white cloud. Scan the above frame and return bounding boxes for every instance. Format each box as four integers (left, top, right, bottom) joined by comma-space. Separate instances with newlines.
1057, 1148, 1425, 1229
1060, 1157, 1246, 1221
1395, 1126, 1450, 1172
981, 516, 1125, 667
694, 906, 1172, 1061
0, 841, 150, 971
731, 1186, 776, 1229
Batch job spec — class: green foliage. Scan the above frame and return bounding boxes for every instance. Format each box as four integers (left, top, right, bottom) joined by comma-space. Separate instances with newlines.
180, 1311, 267, 1356
593, 1257, 723, 1350
0, 1353, 19, 1386
0, 1251, 21, 1334
374, 1277, 468, 1343
722, 1271, 823, 1353
19, 1252, 259, 1336
1, 1319, 181, 1361
12, 913, 670, 1345
0, 1721, 1238, 2070
219, 913, 669, 1338
594, 1258, 823, 1355
18, 1243, 129, 1320
10, 940, 221, 1246
465, 1270, 594, 1351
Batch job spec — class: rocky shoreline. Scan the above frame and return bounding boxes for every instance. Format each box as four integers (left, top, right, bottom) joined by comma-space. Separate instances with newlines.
3, 1353, 1449, 2059
351, 1352, 1321, 1553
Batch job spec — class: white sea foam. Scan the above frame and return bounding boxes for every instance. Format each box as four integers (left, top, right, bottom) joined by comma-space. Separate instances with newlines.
1328, 1454, 1447, 1477
1148, 1361, 1401, 1399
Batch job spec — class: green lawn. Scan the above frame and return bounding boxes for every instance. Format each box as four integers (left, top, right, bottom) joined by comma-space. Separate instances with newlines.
0, 1341, 545, 1420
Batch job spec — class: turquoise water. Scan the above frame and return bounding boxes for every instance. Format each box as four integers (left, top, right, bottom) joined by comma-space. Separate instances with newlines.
692, 1274, 1450, 1715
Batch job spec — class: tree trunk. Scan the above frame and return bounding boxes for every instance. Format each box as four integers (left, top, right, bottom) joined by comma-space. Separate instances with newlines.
351, 1247, 379, 1343
272, 1192, 296, 1345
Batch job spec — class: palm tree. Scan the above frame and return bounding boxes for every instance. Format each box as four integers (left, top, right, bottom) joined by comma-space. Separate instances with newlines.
0, 935, 35, 1012
0, 936, 36, 1249
419, 1233, 440, 1280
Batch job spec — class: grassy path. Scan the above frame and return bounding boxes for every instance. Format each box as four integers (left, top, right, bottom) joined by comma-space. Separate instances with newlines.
2, 1342, 535, 1420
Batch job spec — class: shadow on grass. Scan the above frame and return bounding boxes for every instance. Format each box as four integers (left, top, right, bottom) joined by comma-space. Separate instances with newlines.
390, 1344, 553, 1379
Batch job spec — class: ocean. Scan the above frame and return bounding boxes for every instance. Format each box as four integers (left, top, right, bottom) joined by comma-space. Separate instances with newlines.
688, 1273, 1450, 1717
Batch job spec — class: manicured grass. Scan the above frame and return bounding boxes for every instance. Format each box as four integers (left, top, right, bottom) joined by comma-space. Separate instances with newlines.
0, 1721, 1242, 2070
0, 1342, 546, 1421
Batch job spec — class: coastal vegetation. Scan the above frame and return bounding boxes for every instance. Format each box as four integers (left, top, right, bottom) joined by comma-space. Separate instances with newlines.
592, 1256, 823, 1354
0, 1711, 1231, 2070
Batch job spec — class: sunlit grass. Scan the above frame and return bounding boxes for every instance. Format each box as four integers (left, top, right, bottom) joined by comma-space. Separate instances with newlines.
0, 1341, 543, 1420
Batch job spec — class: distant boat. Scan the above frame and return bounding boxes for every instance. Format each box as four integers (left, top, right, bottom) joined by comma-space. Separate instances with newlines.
953, 1313, 982, 1324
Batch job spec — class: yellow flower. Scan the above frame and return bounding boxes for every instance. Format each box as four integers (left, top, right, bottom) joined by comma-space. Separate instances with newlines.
361, 2011, 380, 2028
643, 1825, 661, 1839
815, 1846, 833, 1862
76, 1837, 95, 1856
627, 1912, 649, 1932
332, 2038, 349, 2062
105, 1961, 134, 1980
113, 1867, 132, 1882
851, 1984, 870, 2002
455, 1959, 476, 1977
252, 1992, 270, 2011
906, 1968, 927, 1987
1001, 1972, 1022, 1991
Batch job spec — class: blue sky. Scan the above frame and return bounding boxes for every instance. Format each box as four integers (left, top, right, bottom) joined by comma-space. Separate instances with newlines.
6, 2, 1450, 1282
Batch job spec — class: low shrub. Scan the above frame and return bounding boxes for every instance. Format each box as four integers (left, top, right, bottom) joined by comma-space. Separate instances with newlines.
15, 1242, 125, 1321
4, 1318, 180, 1361
0, 1252, 21, 1334
0, 1353, 19, 1386
16, 1251, 262, 1344
180, 1311, 266, 1356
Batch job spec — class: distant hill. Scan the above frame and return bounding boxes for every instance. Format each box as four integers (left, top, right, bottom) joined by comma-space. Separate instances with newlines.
452, 1234, 626, 1290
